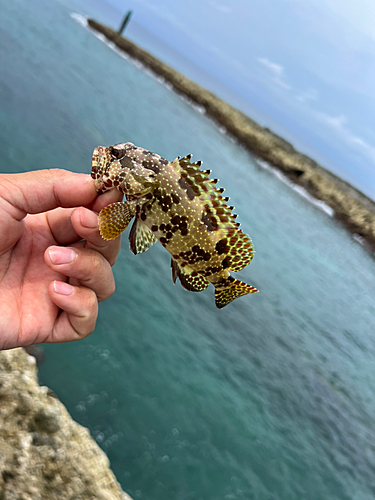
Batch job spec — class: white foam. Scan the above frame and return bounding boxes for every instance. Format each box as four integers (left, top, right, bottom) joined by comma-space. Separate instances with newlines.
70, 12, 88, 28
353, 233, 366, 246
256, 159, 335, 217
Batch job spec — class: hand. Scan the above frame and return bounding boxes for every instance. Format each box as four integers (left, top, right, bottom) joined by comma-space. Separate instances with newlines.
0, 169, 122, 350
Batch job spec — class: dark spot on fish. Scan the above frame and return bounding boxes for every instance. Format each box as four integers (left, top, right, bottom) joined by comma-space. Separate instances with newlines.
164, 196, 171, 206
165, 224, 172, 231
166, 232, 173, 239
151, 225, 158, 232
160, 224, 166, 231
201, 211, 215, 231
145, 192, 153, 200
160, 237, 167, 245
171, 215, 180, 225
222, 256, 230, 269
173, 254, 180, 259
192, 245, 200, 253
172, 193, 180, 204
216, 238, 228, 255
178, 176, 196, 200
140, 213, 146, 221
142, 160, 160, 174
181, 228, 188, 236
203, 253, 211, 261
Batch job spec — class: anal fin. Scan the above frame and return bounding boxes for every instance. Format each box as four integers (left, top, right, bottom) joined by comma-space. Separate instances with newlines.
170, 259, 209, 292
215, 277, 258, 309
129, 218, 157, 255
98, 201, 134, 241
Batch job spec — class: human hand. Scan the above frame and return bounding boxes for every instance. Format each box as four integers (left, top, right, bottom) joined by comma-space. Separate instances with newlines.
0, 169, 123, 350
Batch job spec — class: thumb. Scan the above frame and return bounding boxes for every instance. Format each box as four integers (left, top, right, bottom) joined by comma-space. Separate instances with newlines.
0, 169, 97, 255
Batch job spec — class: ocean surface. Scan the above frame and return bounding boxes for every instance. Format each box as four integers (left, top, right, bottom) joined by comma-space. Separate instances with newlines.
1, 1, 375, 499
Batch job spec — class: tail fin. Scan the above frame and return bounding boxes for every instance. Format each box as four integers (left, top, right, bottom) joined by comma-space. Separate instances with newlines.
215, 278, 258, 309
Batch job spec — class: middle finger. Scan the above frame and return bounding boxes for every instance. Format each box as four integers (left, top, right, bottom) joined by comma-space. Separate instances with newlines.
44, 245, 115, 302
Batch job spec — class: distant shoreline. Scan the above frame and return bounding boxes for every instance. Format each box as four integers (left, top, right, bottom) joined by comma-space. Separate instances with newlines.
87, 19, 375, 254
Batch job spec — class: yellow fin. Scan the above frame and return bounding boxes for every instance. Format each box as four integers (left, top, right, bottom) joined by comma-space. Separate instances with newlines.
215, 278, 258, 309
170, 259, 209, 292
98, 201, 134, 240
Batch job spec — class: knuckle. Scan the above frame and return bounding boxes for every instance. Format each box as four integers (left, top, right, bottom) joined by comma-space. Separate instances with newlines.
90, 254, 103, 274
87, 289, 98, 311
108, 279, 116, 298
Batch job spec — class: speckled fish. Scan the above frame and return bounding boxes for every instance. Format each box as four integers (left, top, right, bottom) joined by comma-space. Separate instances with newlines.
91, 142, 259, 308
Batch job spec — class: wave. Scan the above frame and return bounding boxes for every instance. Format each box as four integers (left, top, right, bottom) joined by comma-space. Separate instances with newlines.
256, 159, 335, 217
70, 12, 88, 28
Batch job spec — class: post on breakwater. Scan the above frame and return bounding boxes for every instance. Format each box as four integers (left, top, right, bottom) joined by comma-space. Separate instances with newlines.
118, 10, 133, 35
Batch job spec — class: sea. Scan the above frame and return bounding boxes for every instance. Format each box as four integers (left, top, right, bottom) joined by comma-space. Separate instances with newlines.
1, 1, 375, 499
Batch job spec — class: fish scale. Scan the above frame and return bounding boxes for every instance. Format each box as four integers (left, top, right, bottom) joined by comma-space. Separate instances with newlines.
91, 142, 259, 308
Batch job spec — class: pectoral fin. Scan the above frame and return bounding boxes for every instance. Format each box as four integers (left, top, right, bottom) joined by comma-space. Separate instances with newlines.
170, 258, 209, 292
129, 218, 157, 254
98, 201, 134, 240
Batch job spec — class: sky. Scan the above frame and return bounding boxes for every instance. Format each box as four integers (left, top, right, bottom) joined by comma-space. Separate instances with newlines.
82, 0, 375, 199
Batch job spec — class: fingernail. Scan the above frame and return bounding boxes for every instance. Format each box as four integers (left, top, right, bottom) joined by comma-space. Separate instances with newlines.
80, 210, 98, 229
53, 281, 74, 296
49, 246, 76, 265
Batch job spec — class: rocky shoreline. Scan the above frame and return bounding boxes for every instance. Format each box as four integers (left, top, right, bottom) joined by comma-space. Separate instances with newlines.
0, 348, 132, 500
87, 18, 375, 254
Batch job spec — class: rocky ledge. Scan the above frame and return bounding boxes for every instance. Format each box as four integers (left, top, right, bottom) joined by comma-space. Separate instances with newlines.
87, 19, 375, 254
0, 348, 132, 500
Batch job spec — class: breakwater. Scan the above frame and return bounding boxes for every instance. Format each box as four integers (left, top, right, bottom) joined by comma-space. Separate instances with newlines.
88, 18, 375, 253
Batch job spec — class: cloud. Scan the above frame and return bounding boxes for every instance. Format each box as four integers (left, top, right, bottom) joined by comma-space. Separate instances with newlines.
209, 1, 231, 13
315, 112, 347, 131
257, 57, 291, 90
296, 88, 319, 103
257, 57, 284, 77
314, 111, 375, 162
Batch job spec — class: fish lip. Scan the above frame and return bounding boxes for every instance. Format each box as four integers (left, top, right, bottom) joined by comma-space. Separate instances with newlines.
91, 146, 111, 190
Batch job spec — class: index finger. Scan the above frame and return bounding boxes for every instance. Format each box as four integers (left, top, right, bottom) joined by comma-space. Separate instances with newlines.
1, 169, 97, 219
0, 169, 97, 256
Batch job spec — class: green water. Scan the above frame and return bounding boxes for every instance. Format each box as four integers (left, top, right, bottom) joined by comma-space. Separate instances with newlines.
1, 1, 375, 499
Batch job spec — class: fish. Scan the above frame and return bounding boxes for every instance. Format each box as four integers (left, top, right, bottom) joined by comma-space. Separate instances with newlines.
91, 142, 259, 308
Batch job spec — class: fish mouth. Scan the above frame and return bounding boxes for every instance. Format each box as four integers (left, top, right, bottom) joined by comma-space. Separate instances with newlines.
91, 146, 112, 192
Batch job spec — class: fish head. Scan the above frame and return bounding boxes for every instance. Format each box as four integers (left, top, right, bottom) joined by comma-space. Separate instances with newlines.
91, 143, 157, 196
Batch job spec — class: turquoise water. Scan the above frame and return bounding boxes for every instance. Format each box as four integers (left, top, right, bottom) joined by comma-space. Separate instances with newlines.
1, 1, 375, 499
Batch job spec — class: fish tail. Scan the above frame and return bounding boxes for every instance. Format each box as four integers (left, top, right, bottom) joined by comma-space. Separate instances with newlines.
214, 277, 258, 309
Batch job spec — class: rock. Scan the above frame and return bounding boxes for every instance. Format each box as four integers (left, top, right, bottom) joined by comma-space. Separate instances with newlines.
0, 348, 133, 500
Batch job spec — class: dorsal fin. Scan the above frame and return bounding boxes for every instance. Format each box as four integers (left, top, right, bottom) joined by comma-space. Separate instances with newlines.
174, 154, 240, 232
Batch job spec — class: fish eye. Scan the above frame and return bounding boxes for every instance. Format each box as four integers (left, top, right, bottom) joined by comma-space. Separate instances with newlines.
110, 146, 125, 159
